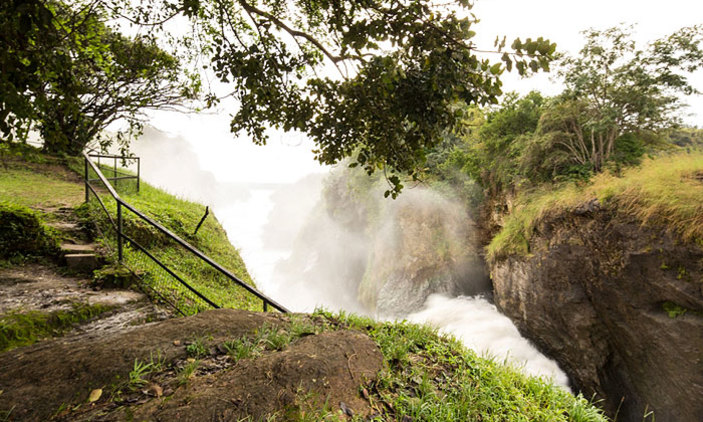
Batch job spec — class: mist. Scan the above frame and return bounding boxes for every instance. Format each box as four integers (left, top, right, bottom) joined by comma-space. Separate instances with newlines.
130, 127, 251, 207
267, 170, 492, 317
132, 124, 570, 389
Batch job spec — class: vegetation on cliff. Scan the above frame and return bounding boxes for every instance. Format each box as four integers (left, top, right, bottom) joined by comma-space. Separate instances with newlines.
323, 310, 606, 422
78, 166, 262, 313
486, 151, 703, 260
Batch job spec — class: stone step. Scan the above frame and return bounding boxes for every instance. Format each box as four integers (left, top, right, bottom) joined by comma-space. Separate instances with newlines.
47, 221, 81, 231
64, 253, 99, 272
60, 243, 97, 254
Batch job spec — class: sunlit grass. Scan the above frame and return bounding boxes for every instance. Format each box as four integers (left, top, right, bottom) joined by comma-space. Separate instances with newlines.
488, 151, 703, 260
315, 310, 608, 422
79, 168, 262, 313
0, 167, 84, 210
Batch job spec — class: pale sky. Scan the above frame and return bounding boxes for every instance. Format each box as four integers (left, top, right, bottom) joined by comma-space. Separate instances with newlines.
471, 0, 703, 123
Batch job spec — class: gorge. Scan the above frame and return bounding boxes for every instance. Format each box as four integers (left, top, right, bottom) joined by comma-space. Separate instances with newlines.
133, 128, 703, 421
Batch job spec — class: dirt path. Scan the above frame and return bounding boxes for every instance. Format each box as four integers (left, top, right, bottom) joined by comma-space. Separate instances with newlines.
0, 263, 168, 333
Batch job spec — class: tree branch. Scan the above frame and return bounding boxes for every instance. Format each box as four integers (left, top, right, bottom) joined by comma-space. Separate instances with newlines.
236, 0, 346, 69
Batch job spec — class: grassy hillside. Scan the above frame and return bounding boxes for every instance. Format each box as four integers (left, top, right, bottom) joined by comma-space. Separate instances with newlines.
320, 311, 606, 422
0, 146, 260, 313
487, 151, 703, 260
0, 146, 609, 421
80, 178, 262, 313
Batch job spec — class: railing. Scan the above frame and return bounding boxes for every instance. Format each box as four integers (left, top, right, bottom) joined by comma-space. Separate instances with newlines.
82, 152, 288, 315
87, 154, 140, 193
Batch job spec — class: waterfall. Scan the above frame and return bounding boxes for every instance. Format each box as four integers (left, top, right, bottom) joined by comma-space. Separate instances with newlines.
132, 122, 570, 389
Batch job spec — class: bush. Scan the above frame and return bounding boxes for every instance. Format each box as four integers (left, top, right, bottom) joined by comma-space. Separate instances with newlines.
0, 202, 59, 260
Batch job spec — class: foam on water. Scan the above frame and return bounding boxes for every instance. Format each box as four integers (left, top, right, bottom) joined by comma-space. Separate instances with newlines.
408, 294, 570, 388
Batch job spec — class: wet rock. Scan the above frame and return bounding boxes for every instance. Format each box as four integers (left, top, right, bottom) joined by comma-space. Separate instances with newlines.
491, 206, 703, 421
359, 190, 489, 316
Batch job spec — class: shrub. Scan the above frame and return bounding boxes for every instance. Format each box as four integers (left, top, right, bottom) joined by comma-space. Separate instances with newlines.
0, 202, 59, 260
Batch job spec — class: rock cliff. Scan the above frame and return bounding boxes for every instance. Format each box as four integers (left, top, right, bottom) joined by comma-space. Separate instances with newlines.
490, 203, 703, 421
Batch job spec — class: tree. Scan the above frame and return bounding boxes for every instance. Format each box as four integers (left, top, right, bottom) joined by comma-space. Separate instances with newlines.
1, 0, 198, 155
457, 91, 545, 195
555, 25, 703, 172
0, 0, 61, 140
111, 0, 555, 196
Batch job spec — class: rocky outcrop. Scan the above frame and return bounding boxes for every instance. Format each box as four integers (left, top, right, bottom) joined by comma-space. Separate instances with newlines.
0, 309, 383, 421
274, 165, 490, 316
360, 189, 489, 315
490, 204, 703, 421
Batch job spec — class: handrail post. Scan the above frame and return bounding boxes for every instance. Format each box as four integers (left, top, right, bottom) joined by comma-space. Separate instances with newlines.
137, 157, 140, 193
263, 300, 268, 312
84, 156, 89, 203
117, 201, 123, 262
113, 157, 118, 189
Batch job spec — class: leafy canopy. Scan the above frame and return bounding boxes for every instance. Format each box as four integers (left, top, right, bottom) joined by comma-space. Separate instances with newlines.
111, 0, 556, 196
0, 0, 198, 156
555, 25, 703, 172
440, 25, 703, 198
0, 0, 59, 140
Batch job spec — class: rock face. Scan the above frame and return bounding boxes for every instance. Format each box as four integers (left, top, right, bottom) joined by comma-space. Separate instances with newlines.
490, 205, 703, 421
359, 189, 490, 316
0, 309, 383, 421
273, 167, 490, 316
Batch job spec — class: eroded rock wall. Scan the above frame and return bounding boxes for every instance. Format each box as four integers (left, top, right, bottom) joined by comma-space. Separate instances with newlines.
491, 206, 703, 421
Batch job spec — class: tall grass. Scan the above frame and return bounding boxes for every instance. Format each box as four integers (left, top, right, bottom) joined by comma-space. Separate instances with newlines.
488, 152, 703, 260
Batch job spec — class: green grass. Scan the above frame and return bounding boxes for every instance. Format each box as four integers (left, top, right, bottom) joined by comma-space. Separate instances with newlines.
177, 359, 201, 386
0, 302, 113, 352
318, 310, 607, 422
236, 311, 608, 422
127, 352, 167, 391
487, 151, 703, 260
662, 301, 703, 319
80, 177, 261, 313
0, 163, 84, 210
185, 337, 209, 358
0, 202, 60, 263
67, 157, 262, 313
1, 148, 261, 314
220, 317, 323, 361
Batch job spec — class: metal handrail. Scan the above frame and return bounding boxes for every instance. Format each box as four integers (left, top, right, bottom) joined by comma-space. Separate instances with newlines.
82, 152, 288, 313
89, 153, 140, 192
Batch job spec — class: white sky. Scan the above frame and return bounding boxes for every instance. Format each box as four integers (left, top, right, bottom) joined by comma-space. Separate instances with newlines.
145, 0, 703, 185
471, 0, 703, 123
